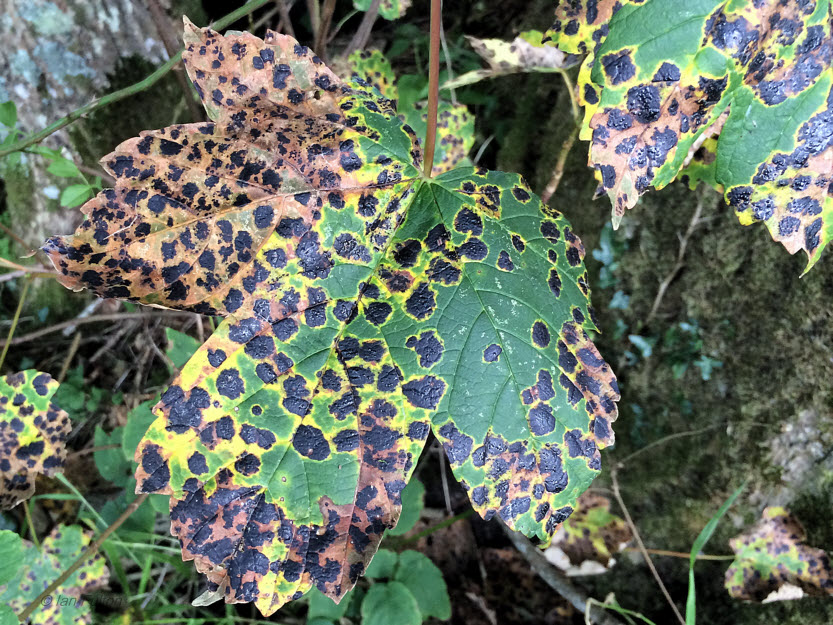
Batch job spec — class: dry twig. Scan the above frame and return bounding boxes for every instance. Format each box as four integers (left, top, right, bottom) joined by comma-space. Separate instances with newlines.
610, 467, 685, 625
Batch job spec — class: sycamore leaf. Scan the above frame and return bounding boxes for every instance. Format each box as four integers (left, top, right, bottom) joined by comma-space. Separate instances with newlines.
0, 371, 70, 510
353, 0, 411, 21
0, 524, 109, 625
546, 0, 833, 269
43, 20, 618, 615
725, 506, 833, 602
444, 31, 578, 90
346, 49, 475, 176
545, 491, 631, 575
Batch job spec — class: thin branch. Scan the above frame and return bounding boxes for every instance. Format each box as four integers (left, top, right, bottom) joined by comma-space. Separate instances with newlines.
0, 223, 36, 253
0, 0, 272, 159
276, 0, 296, 38
628, 547, 734, 561
17, 494, 149, 623
540, 69, 581, 203
439, 17, 457, 105
345, 0, 382, 55
57, 332, 82, 383
251, 5, 282, 32
610, 468, 685, 625
422, 0, 442, 178
558, 68, 580, 121
0, 258, 59, 278
616, 424, 721, 467
316, 0, 337, 57
500, 522, 625, 625
0, 311, 197, 349
645, 195, 706, 325
0, 278, 31, 371
66, 444, 121, 462
540, 121, 580, 204
399, 509, 474, 546
76, 163, 116, 187
146, 0, 203, 121
306, 0, 321, 38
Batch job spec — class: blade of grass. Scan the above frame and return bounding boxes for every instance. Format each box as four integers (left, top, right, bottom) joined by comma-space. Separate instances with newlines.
685, 482, 746, 625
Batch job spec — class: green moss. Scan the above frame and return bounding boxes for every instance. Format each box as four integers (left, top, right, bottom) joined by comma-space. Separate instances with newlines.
70, 54, 190, 164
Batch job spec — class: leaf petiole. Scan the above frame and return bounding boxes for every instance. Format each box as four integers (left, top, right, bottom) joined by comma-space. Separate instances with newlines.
422, 0, 442, 178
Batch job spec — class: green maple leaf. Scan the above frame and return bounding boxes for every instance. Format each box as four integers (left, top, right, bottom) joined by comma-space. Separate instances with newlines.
546, 0, 833, 269
0, 371, 70, 510
0, 524, 109, 625
725, 506, 833, 601
43, 19, 618, 615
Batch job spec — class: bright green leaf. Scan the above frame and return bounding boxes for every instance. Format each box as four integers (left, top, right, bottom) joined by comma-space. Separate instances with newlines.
0, 531, 22, 586
122, 398, 159, 456
165, 327, 202, 370
686, 483, 744, 625
0, 102, 16, 128
365, 548, 398, 579
388, 477, 424, 536
307, 585, 353, 620
361, 581, 421, 625
47, 158, 81, 178
0, 604, 17, 625
394, 550, 451, 620
95, 426, 132, 487
59, 184, 93, 208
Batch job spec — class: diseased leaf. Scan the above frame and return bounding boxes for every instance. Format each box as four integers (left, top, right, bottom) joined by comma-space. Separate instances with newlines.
344, 50, 398, 101
0, 524, 109, 625
545, 0, 625, 57
545, 492, 631, 575
444, 31, 578, 90
725, 506, 833, 602
346, 49, 475, 176
353, 0, 411, 21
0, 371, 70, 510
547, 0, 833, 268
43, 20, 618, 615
